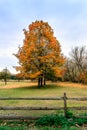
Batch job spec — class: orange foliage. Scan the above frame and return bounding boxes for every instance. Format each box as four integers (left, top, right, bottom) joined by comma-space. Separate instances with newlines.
79, 72, 87, 83
52, 67, 66, 77
29, 71, 42, 79
14, 20, 65, 80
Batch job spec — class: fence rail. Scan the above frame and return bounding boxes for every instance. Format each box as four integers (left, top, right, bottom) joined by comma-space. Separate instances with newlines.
0, 97, 63, 100
0, 92, 87, 120
67, 98, 87, 101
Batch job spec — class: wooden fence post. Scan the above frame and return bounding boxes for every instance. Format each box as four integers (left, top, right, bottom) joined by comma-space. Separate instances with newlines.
63, 92, 67, 117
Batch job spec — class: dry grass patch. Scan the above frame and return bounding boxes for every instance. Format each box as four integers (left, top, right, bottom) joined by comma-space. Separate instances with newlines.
0, 81, 37, 89
55, 82, 87, 89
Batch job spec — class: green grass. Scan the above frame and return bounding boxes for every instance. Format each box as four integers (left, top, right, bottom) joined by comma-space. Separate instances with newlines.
0, 126, 85, 130
0, 81, 87, 129
0, 81, 87, 116
0, 124, 87, 130
0, 126, 86, 130
0, 120, 87, 130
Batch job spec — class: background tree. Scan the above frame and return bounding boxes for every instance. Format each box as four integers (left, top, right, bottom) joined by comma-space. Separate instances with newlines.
64, 46, 87, 83
14, 20, 65, 87
64, 59, 79, 82
0, 67, 11, 85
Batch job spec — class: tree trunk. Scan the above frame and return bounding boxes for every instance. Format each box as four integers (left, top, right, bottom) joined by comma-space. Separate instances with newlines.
43, 69, 46, 86
38, 75, 43, 88
44, 75, 46, 86
38, 78, 40, 88
41, 77, 43, 87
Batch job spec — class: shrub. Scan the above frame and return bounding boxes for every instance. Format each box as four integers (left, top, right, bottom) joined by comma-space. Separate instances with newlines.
36, 114, 68, 127
35, 113, 87, 127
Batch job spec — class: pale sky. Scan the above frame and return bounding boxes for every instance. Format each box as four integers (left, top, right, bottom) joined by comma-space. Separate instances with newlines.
0, 0, 87, 73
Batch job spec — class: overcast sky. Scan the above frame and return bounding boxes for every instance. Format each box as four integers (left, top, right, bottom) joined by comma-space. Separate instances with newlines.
0, 0, 87, 73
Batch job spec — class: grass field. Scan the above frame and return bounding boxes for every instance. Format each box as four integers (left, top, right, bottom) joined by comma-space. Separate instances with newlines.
0, 81, 87, 116
0, 81, 87, 129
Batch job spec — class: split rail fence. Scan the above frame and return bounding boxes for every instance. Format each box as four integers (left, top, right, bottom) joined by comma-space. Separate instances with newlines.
0, 92, 87, 120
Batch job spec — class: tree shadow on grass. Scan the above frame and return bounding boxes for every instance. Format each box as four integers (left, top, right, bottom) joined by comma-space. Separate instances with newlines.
14, 84, 64, 90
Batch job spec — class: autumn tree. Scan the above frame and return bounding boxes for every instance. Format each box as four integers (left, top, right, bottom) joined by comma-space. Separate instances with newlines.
14, 20, 65, 87
64, 59, 79, 82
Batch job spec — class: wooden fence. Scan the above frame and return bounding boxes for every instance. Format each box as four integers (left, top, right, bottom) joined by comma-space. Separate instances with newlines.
0, 92, 87, 120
